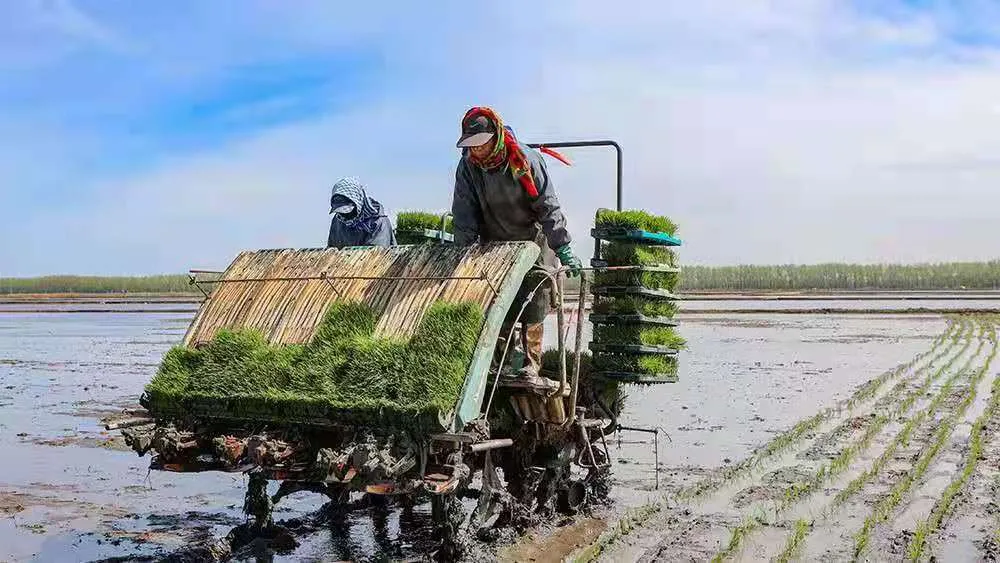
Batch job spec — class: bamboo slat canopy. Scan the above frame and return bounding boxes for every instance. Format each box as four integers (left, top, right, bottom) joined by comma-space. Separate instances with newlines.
182, 242, 539, 348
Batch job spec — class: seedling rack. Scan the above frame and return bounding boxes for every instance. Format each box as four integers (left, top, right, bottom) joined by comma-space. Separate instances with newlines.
589, 208, 683, 384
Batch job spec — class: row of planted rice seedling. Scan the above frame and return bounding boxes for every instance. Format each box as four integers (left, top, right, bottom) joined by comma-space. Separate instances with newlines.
589, 209, 684, 383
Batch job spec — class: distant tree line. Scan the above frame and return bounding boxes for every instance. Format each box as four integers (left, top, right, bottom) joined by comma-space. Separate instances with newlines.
0, 275, 196, 294
5, 261, 1000, 294
677, 261, 1000, 291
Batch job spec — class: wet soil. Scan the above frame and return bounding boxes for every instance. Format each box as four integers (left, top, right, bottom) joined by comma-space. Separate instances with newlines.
6, 302, 998, 562
586, 315, 1000, 563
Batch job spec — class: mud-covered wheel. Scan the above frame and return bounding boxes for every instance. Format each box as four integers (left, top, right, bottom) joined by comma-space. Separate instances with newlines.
557, 479, 588, 514
431, 494, 464, 562
585, 446, 612, 503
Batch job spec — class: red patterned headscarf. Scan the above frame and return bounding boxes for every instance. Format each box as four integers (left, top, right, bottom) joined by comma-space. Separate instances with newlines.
463, 106, 540, 198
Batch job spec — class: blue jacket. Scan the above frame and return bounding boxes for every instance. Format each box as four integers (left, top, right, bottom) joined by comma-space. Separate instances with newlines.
327, 215, 396, 248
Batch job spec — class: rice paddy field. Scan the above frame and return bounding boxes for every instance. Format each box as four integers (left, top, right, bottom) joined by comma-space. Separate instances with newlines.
2, 293, 1000, 562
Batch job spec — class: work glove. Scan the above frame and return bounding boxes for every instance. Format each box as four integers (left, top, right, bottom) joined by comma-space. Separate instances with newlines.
555, 244, 582, 278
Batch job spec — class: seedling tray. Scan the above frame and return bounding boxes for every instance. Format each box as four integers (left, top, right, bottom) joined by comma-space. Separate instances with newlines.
589, 342, 679, 355
597, 371, 678, 384
397, 229, 454, 243
591, 227, 682, 247
590, 263, 680, 273
588, 314, 678, 327
591, 286, 680, 300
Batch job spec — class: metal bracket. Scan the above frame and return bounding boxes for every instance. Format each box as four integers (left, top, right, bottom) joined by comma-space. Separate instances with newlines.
616, 424, 670, 490
187, 274, 210, 300
196, 273, 498, 297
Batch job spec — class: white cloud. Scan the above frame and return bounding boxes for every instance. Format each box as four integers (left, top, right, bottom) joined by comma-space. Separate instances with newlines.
7, 1, 1000, 275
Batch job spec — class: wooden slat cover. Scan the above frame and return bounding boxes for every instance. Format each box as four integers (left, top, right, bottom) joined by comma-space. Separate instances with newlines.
182, 243, 536, 347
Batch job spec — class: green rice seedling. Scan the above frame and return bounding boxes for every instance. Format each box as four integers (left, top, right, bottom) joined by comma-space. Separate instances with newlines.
575, 321, 971, 563
142, 299, 483, 426
593, 269, 680, 291
776, 519, 810, 563
592, 296, 678, 318
832, 319, 976, 509
593, 352, 677, 376
601, 243, 677, 267
680, 319, 960, 502
595, 209, 678, 236
396, 211, 453, 244
712, 513, 764, 563
312, 301, 378, 347
592, 324, 686, 349
401, 301, 483, 411
907, 321, 1000, 561
396, 211, 453, 233
571, 502, 662, 563
335, 337, 408, 403
144, 346, 202, 412
852, 319, 996, 560
736, 318, 977, 558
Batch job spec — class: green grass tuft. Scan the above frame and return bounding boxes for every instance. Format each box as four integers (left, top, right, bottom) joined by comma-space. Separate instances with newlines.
593, 324, 686, 349
143, 300, 483, 427
592, 296, 678, 318
595, 209, 678, 236
593, 353, 677, 376
395, 211, 454, 245
593, 270, 679, 291
601, 243, 676, 268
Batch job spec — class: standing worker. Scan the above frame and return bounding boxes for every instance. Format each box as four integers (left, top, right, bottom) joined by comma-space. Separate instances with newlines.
451, 106, 582, 377
327, 176, 396, 248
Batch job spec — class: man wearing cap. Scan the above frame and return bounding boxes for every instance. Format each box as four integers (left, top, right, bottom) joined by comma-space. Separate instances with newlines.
451, 106, 582, 377
327, 176, 396, 248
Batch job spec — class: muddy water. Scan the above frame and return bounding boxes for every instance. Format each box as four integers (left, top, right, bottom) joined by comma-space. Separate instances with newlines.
0, 306, 943, 562
545, 313, 944, 506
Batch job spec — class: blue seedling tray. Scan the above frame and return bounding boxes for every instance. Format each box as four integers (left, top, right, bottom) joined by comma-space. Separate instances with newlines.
588, 342, 680, 355
591, 227, 682, 247
596, 371, 678, 384
588, 314, 678, 327
591, 263, 680, 273
591, 286, 681, 300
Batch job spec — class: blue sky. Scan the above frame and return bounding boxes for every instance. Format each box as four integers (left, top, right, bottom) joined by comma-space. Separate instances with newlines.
4, 0, 1000, 275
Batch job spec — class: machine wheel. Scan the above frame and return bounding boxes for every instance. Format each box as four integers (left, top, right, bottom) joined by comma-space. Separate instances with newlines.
431, 494, 465, 562
557, 480, 588, 515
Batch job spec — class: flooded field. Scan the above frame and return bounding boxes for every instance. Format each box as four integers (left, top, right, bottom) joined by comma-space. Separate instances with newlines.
1, 299, 998, 561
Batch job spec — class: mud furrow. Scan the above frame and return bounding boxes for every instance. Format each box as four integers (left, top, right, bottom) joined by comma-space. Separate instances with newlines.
681, 318, 960, 501
925, 326, 1000, 561
618, 319, 973, 563
851, 322, 997, 561
730, 319, 987, 562
885, 324, 1000, 560
783, 318, 990, 561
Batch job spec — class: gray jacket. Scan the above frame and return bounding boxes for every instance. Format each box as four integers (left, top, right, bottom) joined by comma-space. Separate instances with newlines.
451, 142, 571, 267
327, 216, 396, 248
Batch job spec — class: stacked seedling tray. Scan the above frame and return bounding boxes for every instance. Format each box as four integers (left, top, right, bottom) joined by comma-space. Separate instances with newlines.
395, 211, 454, 245
588, 209, 684, 384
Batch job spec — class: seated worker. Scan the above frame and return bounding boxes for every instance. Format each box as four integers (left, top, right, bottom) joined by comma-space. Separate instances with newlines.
327, 176, 396, 248
450, 106, 581, 377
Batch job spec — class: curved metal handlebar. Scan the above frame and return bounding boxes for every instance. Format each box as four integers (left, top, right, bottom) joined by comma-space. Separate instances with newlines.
527, 140, 623, 211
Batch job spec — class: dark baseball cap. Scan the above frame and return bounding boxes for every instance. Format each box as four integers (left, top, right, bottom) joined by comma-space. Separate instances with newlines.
456, 113, 497, 148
